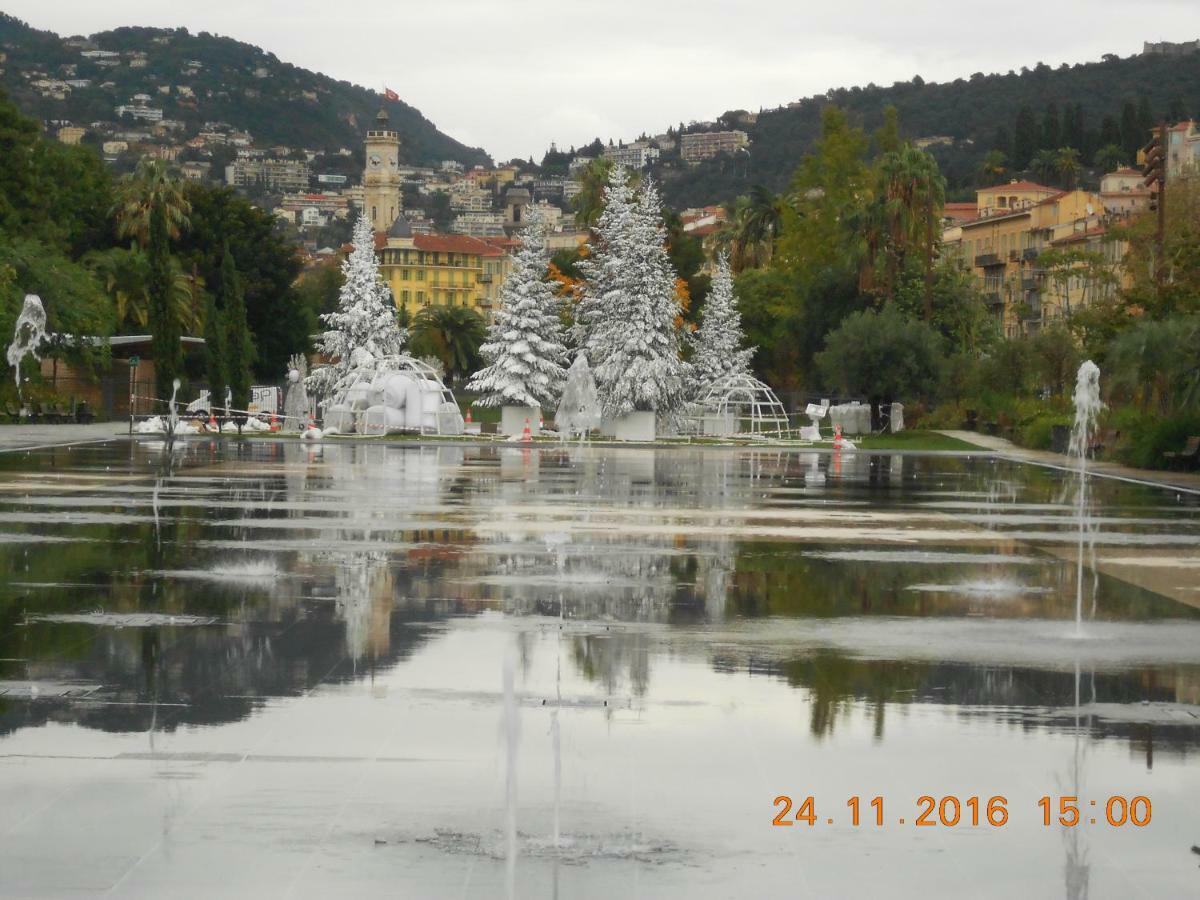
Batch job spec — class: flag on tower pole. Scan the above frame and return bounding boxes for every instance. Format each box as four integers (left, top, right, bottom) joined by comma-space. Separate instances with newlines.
384, 87, 399, 101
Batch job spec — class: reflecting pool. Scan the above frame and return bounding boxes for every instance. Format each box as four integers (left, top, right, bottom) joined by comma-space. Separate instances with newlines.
1, 439, 1199, 898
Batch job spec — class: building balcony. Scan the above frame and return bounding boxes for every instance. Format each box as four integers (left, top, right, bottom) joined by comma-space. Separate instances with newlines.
1022, 247, 1039, 261
975, 253, 1002, 267
1021, 277, 1040, 291
984, 290, 1003, 307
477, 273, 493, 283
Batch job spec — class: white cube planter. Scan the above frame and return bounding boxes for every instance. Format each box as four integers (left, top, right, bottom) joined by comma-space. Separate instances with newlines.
604, 411, 656, 442
702, 411, 737, 437
501, 405, 541, 438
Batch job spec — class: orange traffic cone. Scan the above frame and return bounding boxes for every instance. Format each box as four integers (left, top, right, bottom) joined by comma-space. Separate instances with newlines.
208, 411, 217, 431
465, 407, 473, 424
520, 418, 532, 442
833, 424, 843, 450
270, 412, 280, 432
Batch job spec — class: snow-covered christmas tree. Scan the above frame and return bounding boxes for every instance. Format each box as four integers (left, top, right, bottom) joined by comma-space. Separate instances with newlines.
307, 215, 407, 402
689, 253, 754, 396
573, 167, 635, 358
579, 171, 690, 422
466, 210, 566, 408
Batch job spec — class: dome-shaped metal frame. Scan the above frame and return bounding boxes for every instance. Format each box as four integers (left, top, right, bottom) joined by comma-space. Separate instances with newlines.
693, 373, 791, 439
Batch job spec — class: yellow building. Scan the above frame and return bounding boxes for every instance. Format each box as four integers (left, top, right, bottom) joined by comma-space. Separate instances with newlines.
948, 182, 1113, 335
378, 220, 507, 320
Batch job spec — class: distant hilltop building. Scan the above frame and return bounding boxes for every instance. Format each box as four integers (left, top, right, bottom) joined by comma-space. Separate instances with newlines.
680, 130, 749, 165
1142, 39, 1200, 56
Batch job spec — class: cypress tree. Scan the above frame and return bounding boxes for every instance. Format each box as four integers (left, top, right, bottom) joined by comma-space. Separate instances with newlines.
1120, 101, 1140, 160
1041, 102, 1060, 151
147, 200, 182, 400
1100, 115, 1122, 150
203, 292, 227, 420
1012, 105, 1038, 170
220, 244, 254, 431
1136, 95, 1154, 138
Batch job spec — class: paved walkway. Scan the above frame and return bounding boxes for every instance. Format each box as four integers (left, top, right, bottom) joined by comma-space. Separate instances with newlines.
940, 429, 1200, 494
0, 422, 129, 452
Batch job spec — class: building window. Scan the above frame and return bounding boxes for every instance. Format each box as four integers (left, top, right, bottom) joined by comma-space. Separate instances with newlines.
371, 205, 377, 222
401, 269, 409, 281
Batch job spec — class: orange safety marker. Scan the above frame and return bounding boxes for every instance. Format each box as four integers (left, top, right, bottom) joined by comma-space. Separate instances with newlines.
520, 418, 532, 442
465, 407, 473, 424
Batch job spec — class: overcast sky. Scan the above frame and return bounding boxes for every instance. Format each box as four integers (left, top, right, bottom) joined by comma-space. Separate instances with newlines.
6, 1, 1200, 160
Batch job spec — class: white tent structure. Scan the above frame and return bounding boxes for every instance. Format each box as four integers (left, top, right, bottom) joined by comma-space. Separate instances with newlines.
322, 356, 464, 437
692, 373, 791, 440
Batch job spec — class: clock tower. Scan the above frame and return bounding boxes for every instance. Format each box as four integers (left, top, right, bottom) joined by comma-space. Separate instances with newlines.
363, 107, 402, 233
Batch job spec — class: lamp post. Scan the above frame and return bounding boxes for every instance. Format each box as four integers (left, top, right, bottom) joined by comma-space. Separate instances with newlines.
127, 355, 139, 436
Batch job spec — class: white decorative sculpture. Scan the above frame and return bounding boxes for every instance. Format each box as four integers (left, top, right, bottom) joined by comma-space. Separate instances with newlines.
283, 353, 310, 431
7, 294, 48, 404
555, 353, 602, 438
799, 400, 829, 442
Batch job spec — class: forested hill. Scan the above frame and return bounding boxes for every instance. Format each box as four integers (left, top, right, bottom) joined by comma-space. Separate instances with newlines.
0, 15, 491, 167
661, 49, 1200, 207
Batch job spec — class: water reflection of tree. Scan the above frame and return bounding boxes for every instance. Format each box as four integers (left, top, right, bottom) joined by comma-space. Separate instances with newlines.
570, 631, 650, 697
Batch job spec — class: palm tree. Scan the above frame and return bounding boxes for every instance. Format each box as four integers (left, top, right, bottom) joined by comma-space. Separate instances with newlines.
1031, 149, 1059, 185
714, 186, 786, 273
86, 246, 202, 333
409, 305, 488, 381
111, 159, 192, 248
1054, 148, 1082, 189
863, 146, 945, 316
978, 149, 1008, 183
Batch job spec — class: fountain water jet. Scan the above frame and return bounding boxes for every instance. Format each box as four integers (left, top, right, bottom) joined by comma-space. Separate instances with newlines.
1068, 361, 1102, 636
6, 294, 48, 406
502, 654, 520, 900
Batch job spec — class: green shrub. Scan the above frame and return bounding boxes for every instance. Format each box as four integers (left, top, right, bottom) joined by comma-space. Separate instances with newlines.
1119, 413, 1200, 469
1020, 413, 1071, 450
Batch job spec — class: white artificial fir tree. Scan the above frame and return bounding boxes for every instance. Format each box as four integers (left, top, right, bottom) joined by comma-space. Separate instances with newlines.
307, 215, 407, 402
586, 176, 690, 422
466, 210, 567, 407
689, 253, 754, 396
573, 165, 636, 359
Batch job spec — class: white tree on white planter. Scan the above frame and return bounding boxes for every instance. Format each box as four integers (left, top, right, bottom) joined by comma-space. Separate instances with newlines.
689, 253, 754, 396
583, 175, 689, 422
307, 214, 407, 402
466, 210, 566, 408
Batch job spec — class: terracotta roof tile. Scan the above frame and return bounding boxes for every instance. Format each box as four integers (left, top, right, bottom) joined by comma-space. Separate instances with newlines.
978, 180, 1059, 194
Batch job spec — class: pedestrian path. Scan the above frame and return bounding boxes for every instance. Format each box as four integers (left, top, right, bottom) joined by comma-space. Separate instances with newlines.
940, 429, 1200, 494
0, 422, 128, 452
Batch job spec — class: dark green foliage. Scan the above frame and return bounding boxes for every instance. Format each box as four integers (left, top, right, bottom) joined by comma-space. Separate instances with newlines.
1040, 102, 1060, 150
203, 290, 227, 416
0, 238, 114, 371
1013, 105, 1039, 170
815, 305, 944, 401
220, 245, 253, 424
147, 202, 183, 398
177, 185, 310, 377
1120, 413, 1200, 470
1120, 101, 1141, 159
656, 53, 1200, 208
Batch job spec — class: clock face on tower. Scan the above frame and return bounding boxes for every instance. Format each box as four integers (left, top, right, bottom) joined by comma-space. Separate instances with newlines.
388, 155, 397, 168
369, 154, 381, 168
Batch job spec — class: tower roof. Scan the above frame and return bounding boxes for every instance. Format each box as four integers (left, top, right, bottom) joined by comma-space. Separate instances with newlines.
374, 107, 390, 128
387, 216, 413, 239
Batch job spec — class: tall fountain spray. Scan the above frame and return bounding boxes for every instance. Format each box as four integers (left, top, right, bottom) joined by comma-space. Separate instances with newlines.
6, 294, 49, 406
1067, 361, 1102, 636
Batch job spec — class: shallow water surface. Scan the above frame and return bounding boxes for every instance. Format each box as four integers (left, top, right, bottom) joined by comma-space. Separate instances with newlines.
1, 439, 1199, 898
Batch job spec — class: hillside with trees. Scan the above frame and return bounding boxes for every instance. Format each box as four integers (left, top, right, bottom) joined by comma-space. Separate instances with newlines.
0, 14, 491, 167
657, 49, 1200, 207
